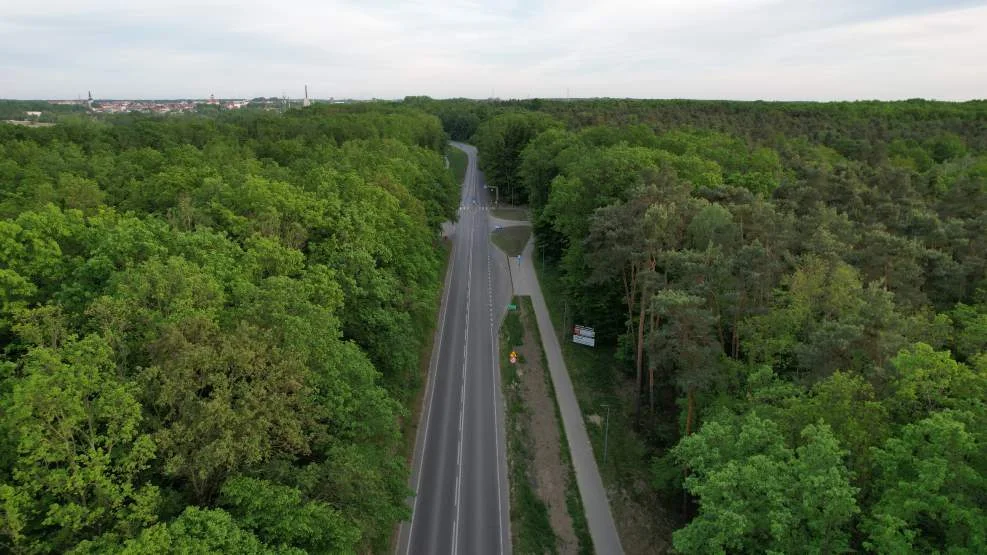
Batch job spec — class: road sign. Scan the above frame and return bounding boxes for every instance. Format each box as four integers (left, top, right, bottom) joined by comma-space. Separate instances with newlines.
507, 303, 517, 311
572, 324, 596, 347
572, 335, 595, 347
574, 325, 595, 338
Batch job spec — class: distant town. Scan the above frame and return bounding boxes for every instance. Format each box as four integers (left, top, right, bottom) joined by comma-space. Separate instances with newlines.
44, 89, 347, 115
1, 90, 354, 127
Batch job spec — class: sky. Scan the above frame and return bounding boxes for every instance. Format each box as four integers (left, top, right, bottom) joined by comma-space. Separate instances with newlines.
1, 0, 986, 101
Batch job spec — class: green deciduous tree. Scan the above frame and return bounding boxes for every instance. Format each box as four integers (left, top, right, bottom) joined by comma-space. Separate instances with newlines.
472, 111, 562, 203
84, 507, 286, 555
2, 335, 157, 554
864, 411, 987, 553
888, 342, 986, 420
673, 413, 858, 554
219, 476, 360, 552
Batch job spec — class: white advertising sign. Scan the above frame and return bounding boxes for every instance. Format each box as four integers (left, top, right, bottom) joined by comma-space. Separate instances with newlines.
572, 325, 595, 347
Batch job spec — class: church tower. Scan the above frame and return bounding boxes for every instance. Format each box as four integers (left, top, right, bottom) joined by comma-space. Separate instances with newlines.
303, 85, 311, 108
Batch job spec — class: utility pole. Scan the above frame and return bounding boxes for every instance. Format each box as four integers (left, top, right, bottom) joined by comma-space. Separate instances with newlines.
562, 301, 568, 341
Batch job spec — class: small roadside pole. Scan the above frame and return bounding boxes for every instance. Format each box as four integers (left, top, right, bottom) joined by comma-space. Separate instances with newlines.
561, 302, 568, 341
601, 403, 611, 465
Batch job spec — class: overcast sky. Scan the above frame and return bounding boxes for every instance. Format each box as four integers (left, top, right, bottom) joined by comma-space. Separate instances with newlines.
1, 0, 985, 100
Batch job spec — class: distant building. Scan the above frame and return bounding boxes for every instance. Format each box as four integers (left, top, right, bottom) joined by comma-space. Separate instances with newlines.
25, 111, 42, 118
303, 85, 311, 108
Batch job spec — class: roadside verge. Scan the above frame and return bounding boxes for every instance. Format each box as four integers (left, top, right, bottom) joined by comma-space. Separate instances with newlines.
499, 295, 592, 554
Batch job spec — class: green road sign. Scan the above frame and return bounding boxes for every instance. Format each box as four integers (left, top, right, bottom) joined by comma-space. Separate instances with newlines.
507, 304, 517, 311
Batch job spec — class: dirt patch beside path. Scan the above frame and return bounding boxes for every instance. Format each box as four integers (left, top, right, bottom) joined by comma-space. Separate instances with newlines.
515, 306, 579, 553
504, 296, 589, 554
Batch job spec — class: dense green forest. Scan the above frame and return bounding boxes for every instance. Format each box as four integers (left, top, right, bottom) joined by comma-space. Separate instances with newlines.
0, 104, 458, 553
3, 96, 985, 553
437, 97, 987, 553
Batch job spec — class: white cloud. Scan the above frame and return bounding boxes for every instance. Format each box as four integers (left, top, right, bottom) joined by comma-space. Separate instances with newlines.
0, 0, 984, 99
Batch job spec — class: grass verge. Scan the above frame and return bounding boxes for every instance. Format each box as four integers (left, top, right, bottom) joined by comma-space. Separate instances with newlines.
491, 207, 531, 221
447, 145, 467, 185
501, 299, 556, 554
519, 296, 594, 555
491, 226, 532, 257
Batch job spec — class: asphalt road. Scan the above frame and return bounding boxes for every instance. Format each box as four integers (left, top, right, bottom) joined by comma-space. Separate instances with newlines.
398, 143, 512, 555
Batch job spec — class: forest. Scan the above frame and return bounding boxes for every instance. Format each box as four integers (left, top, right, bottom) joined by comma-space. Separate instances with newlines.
436, 97, 987, 553
0, 103, 458, 553
3, 95, 985, 553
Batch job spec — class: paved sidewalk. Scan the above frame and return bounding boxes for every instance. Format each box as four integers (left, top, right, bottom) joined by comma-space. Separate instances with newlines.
505, 238, 624, 554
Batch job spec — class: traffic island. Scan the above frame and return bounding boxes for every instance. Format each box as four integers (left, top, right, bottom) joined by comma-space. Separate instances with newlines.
490, 225, 531, 257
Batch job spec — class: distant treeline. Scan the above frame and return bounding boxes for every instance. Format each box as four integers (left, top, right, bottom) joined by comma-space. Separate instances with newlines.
0, 100, 88, 122
0, 105, 458, 553
417, 96, 987, 553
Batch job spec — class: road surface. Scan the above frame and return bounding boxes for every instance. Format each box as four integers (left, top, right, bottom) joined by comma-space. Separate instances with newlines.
398, 143, 512, 555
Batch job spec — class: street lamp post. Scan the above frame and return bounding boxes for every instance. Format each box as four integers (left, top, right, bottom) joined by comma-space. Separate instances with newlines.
601, 403, 611, 465
562, 301, 568, 341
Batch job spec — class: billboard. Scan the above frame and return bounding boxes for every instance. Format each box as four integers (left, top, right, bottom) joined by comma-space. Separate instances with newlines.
572, 325, 595, 347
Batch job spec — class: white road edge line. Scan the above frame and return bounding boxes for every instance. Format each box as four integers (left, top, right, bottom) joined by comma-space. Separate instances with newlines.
405, 145, 465, 555
452, 151, 476, 555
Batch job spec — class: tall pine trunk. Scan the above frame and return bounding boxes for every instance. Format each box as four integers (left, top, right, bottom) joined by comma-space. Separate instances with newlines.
732, 293, 745, 359
682, 386, 697, 519
634, 291, 646, 427
685, 386, 696, 436
648, 310, 659, 418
